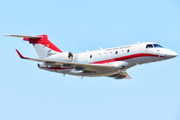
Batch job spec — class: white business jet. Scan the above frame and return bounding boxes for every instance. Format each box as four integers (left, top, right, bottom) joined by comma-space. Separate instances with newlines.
5, 34, 177, 79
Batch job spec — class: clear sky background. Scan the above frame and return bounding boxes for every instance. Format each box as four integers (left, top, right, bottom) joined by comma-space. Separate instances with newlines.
0, 0, 180, 120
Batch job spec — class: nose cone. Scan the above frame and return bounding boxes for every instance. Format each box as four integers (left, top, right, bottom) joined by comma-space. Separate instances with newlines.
167, 51, 178, 58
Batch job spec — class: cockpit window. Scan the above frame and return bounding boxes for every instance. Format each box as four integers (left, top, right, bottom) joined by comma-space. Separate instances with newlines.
146, 44, 153, 48
153, 44, 163, 48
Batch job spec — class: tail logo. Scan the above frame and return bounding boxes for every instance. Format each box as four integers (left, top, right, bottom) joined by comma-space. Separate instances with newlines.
47, 50, 56, 57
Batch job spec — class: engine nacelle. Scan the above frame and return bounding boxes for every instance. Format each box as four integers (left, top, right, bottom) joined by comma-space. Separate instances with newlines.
45, 52, 73, 62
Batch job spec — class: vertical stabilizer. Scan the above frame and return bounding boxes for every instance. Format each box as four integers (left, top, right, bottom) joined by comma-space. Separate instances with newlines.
23, 34, 62, 59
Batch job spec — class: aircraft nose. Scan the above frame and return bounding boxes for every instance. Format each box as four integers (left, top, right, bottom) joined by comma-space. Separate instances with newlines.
167, 51, 178, 58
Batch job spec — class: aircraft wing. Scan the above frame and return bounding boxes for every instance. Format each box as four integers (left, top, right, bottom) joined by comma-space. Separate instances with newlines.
15, 49, 115, 71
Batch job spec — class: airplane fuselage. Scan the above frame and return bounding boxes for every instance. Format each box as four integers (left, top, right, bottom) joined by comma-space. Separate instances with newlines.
6, 34, 177, 79
38, 42, 177, 78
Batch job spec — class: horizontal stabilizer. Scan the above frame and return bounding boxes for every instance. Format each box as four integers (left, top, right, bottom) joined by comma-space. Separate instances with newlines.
6, 34, 63, 58
4, 34, 42, 39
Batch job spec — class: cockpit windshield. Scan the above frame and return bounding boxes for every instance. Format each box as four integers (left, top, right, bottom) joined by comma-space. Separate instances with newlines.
146, 44, 163, 48
153, 44, 163, 48
146, 44, 153, 48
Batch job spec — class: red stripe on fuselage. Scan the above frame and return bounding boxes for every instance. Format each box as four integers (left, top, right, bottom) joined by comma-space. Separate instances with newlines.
40, 53, 164, 70
92, 53, 163, 64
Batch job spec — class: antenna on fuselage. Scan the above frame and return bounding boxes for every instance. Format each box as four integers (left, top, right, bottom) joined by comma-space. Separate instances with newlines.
99, 47, 102, 50
137, 41, 140, 44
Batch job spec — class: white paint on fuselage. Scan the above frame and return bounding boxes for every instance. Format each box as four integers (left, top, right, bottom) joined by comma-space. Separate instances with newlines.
39, 42, 177, 77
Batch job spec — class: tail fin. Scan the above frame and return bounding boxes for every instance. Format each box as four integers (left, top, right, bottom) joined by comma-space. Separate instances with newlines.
5, 34, 62, 59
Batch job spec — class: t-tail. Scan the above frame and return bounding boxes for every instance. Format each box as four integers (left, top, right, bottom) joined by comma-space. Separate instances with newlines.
5, 34, 62, 59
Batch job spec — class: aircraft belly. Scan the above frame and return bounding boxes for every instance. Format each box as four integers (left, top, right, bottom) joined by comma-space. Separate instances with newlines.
68, 68, 120, 77
124, 56, 165, 64
39, 67, 72, 73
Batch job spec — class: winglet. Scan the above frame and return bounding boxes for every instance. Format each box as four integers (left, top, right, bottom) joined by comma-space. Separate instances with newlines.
15, 49, 28, 59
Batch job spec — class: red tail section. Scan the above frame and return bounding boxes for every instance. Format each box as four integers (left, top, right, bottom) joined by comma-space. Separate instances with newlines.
23, 34, 62, 53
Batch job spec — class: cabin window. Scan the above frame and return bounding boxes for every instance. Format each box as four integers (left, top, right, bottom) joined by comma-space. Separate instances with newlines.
115, 51, 118, 54
104, 53, 107, 56
146, 44, 153, 48
109, 52, 112, 55
98, 54, 101, 57
90, 55, 92, 58
127, 49, 130, 53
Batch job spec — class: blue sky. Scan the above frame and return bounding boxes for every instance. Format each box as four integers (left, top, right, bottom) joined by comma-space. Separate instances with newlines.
0, 0, 180, 120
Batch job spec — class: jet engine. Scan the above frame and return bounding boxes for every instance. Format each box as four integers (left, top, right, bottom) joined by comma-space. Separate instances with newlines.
45, 52, 73, 62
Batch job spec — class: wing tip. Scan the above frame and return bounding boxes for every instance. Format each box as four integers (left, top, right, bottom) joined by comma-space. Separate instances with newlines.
4, 34, 11, 36
15, 49, 28, 59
